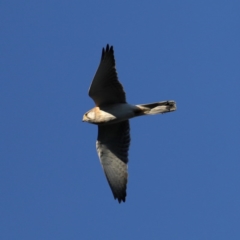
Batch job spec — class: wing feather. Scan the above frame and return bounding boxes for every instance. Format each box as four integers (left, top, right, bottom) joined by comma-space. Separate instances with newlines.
88, 45, 126, 106
96, 121, 130, 203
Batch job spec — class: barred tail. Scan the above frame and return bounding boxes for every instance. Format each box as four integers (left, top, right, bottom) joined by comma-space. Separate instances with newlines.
136, 101, 177, 115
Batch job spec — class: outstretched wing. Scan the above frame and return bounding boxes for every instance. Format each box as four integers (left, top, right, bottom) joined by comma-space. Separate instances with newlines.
96, 121, 130, 203
88, 45, 126, 106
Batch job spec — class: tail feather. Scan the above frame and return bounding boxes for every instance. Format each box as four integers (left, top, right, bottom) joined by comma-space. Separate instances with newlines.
136, 101, 176, 115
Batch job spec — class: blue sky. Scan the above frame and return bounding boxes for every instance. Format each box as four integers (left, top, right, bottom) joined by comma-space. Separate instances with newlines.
1, 1, 240, 239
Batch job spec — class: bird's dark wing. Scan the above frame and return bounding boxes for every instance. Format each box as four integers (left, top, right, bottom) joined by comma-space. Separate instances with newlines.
96, 120, 130, 203
88, 45, 126, 106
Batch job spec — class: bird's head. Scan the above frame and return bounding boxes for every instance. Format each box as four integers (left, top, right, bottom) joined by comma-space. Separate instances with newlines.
82, 110, 96, 123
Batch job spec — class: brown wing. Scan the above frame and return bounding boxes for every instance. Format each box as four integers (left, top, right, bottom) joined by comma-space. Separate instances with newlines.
96, 121, 130, 203
88, 45, 126, 106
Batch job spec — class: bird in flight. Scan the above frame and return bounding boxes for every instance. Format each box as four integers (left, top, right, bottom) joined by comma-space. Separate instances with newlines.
83, 44, 176, 203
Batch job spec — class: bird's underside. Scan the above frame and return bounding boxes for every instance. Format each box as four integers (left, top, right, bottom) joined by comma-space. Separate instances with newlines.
83, 44, 176, 203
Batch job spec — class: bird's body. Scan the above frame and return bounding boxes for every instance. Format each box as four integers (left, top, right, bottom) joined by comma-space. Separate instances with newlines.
83, 103, 138, 125
83, 44, 176, 203
84, 101, 176, 125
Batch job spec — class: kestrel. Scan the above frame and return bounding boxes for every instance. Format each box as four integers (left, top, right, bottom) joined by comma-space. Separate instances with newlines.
83, 44, 176, 203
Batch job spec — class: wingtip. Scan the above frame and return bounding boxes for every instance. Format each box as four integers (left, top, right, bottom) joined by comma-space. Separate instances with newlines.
116, 196, 126, 204
105, 44, 113, 52
101, 44, 114, 61
101, 47, 105, 60
114, 192, 126, 203
101, 44, 113, 60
